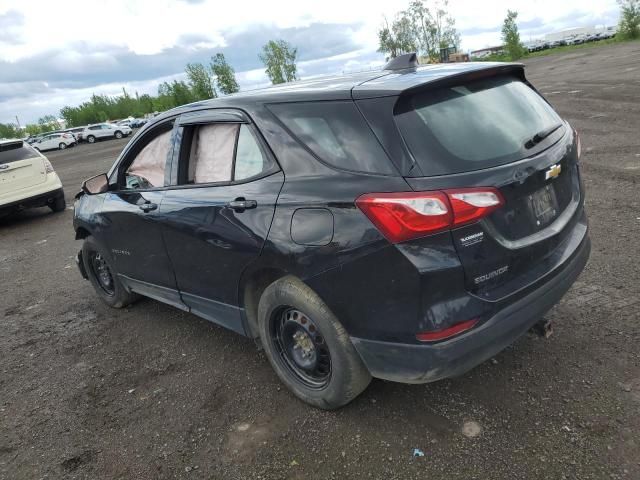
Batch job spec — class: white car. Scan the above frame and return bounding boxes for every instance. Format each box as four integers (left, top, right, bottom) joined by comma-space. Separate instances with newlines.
83, 123, 133, 144
33, 132, 76, 151
0, 139, 66, 215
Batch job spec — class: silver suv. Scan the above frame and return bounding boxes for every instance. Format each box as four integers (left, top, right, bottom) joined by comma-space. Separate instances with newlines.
82, 123, 132, 144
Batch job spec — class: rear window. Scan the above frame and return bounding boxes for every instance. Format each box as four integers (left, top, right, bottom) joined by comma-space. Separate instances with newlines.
0, 141, 39, 165
395, 76, 564, 176
268, 101, 396, 175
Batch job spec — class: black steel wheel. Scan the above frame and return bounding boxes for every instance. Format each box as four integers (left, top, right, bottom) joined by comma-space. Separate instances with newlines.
89, 252, 115, 296
258, 276, 371, 409
81, 235, 138, 308
271, 307, 332, 389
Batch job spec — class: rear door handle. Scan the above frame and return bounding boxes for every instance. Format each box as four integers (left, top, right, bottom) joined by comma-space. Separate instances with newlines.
227, 198, 257, 211
139, 202, 158, 212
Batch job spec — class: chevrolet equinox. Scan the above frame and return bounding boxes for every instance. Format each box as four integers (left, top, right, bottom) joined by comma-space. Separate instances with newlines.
73, 54, 590, 409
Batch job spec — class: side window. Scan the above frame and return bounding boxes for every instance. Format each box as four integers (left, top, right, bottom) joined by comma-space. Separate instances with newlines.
123, 129, 172, 190
179, 122, 273, 185
185, 123, 238, 184
268, 101, 395, 175
234, 124, 269, 181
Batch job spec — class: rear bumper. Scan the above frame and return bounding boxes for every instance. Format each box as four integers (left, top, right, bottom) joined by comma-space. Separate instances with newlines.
0, 180, 64, 213
0, 172, 63, 207
351, 233, 591, 384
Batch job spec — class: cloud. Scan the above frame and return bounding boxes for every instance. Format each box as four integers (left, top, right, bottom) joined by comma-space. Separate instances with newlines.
0, 22, 363, 92
0, 10, 25, 43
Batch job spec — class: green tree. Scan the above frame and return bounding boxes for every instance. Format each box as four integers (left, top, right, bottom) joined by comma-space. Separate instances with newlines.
211, 53, 240, 95
185, 62, 216, 100
618, 0, 640, 39
38, 115, 58, 132
259, 40, 298, 84
501, 10, 525, 60
0, 123, 20, 139
377, 0, 459, 62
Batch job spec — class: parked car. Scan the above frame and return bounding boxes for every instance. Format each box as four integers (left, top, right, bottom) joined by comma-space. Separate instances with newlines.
0, 139, 66, 215
82, 123, 132, 143
74, 55, 590, 409
65, 127, 85, 142
32, 132, 76, 151
117, 120, 133, 128
130, 118, 147, 128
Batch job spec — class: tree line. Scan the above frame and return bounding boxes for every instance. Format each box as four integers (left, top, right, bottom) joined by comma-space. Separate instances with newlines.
1, 39, 298, 137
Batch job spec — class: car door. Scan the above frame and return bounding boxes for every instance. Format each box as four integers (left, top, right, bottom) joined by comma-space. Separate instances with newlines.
38, 135, 54, 150
98, 118, 184, 308
159, 110, 284, 334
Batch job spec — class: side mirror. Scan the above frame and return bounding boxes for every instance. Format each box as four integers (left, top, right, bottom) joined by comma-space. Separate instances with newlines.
82, 173, 109, 195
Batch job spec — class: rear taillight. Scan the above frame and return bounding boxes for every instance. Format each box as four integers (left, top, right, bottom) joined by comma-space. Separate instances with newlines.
446, 188, 504, 227
43, 158, 54, 174
356, 188, 504, 243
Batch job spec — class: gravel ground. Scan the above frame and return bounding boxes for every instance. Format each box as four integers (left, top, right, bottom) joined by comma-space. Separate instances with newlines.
1, 42, 639, 480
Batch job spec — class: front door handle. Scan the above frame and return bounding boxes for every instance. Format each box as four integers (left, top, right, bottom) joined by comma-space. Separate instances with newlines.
227, 198, 257, 212
139, 202, 158, 212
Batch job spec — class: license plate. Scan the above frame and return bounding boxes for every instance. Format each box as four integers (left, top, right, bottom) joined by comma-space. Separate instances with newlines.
529, 186, 558, 227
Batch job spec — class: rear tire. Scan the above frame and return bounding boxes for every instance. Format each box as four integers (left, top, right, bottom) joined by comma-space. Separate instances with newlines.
50, 195, 66, 212
114, 131, 123, 139
82, 236, 139, 308
58, 142, 66, 150
87, 135, 96, 144
258, 276, 371, 410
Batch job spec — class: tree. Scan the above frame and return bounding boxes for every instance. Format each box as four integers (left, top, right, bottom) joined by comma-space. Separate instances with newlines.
211, 53, 240, 95
502, 10, 525, 60
377, 0, 460, 62
618, 0, 640, 39
259, 40, 298, 84
0, 123, 20, 139
185, 62, 216, 100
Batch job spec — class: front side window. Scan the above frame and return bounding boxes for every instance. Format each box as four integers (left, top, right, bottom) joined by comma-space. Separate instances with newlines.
124, 129, 172, 189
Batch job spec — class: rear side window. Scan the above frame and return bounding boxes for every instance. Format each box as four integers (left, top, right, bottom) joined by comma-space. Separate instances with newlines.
178, 123, 273, 185
268, 101, 396, 175
0, 141, 39, 164
395, 76, 564, 176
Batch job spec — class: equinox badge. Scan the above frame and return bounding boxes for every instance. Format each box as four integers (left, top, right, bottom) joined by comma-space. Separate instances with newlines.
544, 164, 562, 180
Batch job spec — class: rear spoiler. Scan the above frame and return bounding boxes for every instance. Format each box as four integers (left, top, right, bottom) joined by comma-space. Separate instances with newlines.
0, 140, 24, 152
353, 63, 526, 100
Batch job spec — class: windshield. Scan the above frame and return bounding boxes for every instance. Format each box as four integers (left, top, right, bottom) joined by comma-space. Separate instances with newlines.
395, 75, 564, 176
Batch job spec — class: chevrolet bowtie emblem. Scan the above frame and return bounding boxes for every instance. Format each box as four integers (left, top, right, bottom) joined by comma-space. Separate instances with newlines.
544, 164, 561, 180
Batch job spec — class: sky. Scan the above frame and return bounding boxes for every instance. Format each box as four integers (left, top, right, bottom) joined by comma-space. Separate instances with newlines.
0, 0, 620, 124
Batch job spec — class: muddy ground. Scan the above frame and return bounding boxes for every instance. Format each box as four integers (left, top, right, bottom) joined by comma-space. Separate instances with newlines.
1, 42, 639, 479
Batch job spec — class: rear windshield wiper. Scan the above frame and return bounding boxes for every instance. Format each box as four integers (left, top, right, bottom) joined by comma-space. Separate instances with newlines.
524, 123, 563, 149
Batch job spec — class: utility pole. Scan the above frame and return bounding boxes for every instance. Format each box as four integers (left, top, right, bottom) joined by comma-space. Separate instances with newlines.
15, 116, 21, 129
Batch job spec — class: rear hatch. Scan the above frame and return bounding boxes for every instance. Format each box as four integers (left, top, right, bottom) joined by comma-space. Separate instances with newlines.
394, 74, 583, 300
0, 140, 48, 196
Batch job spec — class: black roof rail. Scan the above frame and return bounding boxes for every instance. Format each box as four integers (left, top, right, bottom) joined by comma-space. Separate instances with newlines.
383, 52, 419, 71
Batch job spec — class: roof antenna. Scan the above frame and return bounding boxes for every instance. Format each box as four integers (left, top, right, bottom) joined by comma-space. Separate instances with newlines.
383, 52, 419, 71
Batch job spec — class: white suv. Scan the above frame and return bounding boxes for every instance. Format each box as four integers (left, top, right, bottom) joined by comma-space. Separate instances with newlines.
32, 132, 76, 151
0, 139, 66, 215
83, 123, 133, 144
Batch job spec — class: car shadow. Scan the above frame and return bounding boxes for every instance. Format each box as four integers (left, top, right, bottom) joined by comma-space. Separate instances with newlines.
0, 207, 63, 229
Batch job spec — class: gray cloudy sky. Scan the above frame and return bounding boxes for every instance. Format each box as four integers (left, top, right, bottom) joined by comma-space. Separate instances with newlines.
0, 0, 620, 124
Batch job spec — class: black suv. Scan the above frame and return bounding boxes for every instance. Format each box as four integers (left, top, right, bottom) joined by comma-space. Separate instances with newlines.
74, 55, 590, 409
